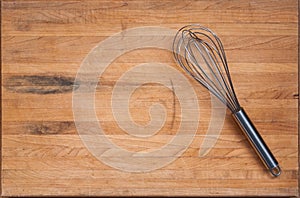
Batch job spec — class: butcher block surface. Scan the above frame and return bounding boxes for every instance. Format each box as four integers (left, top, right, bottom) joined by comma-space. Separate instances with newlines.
1, 0, 299, 197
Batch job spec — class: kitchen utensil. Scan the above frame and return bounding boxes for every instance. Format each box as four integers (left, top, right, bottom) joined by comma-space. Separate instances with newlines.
172, 24, 281, 177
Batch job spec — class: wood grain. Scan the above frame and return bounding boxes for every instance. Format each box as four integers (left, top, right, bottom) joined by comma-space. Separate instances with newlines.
1, 0, 298, 197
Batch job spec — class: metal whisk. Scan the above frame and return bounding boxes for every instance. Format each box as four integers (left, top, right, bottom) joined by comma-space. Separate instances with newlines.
173, 24, 281, 177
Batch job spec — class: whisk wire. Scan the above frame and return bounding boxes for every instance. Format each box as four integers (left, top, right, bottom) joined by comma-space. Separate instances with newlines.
173, 25, 240, 112
185, 41, 230, 107
175, 31, 229, 108
189, 40, 233, 108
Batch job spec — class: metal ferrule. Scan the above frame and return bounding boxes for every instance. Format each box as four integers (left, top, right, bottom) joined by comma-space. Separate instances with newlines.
232, 108, 281, 177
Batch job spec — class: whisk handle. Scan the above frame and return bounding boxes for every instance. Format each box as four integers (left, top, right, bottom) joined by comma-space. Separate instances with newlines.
232, 108, 281, 177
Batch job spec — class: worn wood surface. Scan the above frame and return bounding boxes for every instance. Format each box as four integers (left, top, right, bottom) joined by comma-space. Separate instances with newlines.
1, 0, 298, 196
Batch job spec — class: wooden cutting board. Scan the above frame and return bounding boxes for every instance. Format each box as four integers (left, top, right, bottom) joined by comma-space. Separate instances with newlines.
1, 0, 298, 196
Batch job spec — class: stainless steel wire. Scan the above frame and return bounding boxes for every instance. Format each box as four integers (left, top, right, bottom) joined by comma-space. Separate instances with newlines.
172, 24, 240, 113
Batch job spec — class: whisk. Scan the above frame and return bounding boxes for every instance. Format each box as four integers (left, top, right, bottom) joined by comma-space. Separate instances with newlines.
173, 24, 281, 177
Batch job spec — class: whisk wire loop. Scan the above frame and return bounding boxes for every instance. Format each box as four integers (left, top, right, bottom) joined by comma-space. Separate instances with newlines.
173, 25, 240, 112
